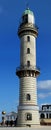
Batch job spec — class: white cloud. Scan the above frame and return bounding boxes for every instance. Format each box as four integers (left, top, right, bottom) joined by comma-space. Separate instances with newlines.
38, 80, 51, 89
38, 93, 47, 99
38, 92, 51, 99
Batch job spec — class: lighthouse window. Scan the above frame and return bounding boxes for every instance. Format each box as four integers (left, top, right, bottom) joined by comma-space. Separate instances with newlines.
27, 94, 31, 100
25, 14, 28, 23
22, 14, 28, 23
27, 36, 30, 42
27, 61, 30, 67
26, 113, 32, 120
27, 48, 30, 54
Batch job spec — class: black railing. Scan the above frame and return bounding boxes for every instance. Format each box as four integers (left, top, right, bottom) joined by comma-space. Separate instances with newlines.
16, 65, 40, 72
18, 23, 38, 32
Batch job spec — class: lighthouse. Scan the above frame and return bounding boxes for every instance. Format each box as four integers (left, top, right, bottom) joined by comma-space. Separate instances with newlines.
16, 8, 40, 127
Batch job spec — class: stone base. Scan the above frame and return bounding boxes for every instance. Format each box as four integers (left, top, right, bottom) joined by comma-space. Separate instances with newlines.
17, 108, 40, 127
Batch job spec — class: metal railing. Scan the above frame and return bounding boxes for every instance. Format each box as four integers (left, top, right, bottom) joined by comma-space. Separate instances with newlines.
16, 65, 40, 72
18, 23, 38, 32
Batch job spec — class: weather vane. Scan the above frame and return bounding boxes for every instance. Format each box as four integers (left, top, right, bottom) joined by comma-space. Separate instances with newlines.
26, 0, 29, 9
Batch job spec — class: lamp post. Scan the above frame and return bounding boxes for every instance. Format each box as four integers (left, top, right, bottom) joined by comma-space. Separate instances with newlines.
2, 111, 6, 126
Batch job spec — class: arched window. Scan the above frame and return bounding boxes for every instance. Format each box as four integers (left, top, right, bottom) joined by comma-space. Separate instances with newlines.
27, 48, 30, 54
27, 61, 30, 67
46, 113, 48, 119
40, 113, 45, 119
26, 113, 32, 120
49, 114, 51, 118
27, 36, 30, 42
27, 94, 31, 100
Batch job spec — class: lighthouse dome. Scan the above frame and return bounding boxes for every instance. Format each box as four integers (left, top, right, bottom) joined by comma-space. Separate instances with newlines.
23, 8, 34, 15
22, 8, 35, 24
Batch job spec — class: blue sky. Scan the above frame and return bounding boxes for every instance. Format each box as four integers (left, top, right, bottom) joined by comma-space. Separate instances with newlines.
0, 0, 51, 118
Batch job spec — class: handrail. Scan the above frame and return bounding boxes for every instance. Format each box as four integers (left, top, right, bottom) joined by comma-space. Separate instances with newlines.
16, 65, 40, 71
18, 23, 38, 32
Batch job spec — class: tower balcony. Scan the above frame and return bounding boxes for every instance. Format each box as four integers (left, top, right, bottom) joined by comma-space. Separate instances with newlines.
18, 23, 38, 38
16, 65, 40, 78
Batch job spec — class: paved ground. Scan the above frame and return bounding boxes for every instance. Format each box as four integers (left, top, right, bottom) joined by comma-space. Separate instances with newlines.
0, 126, 51, 130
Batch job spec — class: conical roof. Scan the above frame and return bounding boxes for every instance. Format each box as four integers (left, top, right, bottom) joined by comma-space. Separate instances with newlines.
22, 8, 33, 16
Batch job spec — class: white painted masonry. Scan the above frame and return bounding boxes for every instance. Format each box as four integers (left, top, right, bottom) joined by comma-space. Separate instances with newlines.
16, 8, 40, 127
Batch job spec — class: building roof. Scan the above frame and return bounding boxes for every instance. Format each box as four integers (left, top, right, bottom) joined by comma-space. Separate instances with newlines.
42, 104, 51, 107
22, 8, 33, 16
6, 111, 17, 116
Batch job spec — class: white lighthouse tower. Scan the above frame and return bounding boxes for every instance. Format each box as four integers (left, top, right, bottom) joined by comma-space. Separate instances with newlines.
16, 8, 40, 127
